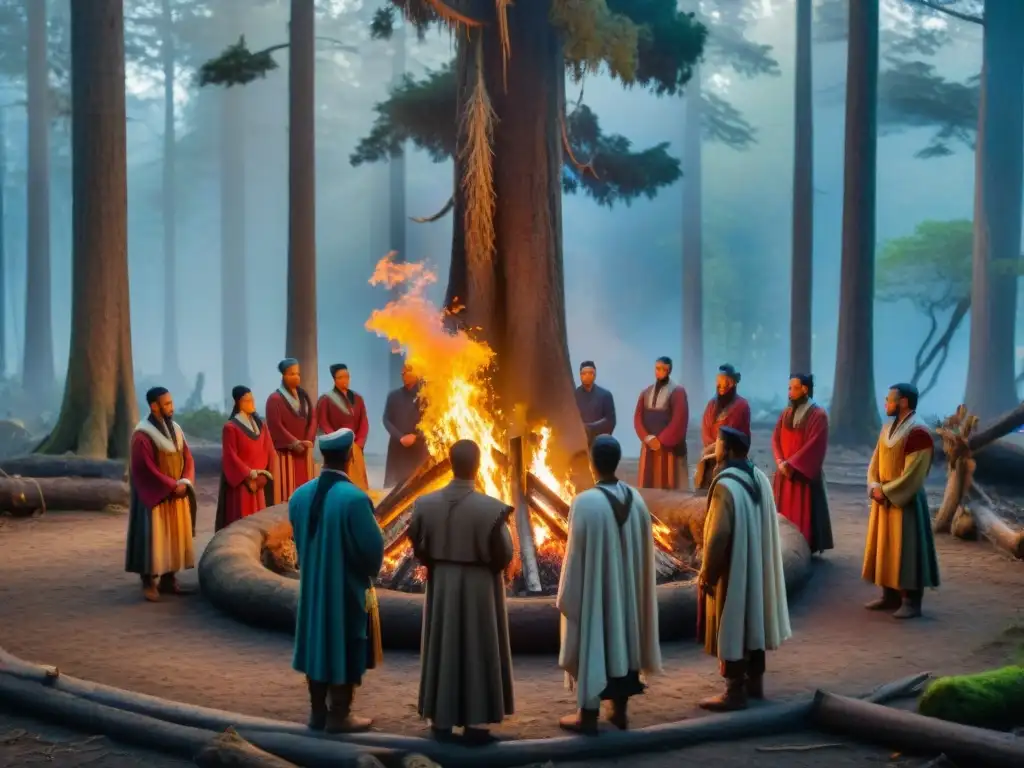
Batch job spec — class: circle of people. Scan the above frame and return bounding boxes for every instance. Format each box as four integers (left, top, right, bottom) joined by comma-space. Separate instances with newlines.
122, 355, 940, 741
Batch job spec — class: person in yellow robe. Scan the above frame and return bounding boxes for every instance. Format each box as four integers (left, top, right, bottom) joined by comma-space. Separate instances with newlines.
862, 383, 940, 619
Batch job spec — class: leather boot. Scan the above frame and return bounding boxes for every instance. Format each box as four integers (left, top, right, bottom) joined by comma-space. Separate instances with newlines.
865, 587, 901, 610
605, 698, 628, 730
306, 678, 328, 730
558, 708, 599, 736
893, 590, 922, 619
746, 650, 766, 700
699, 661, 748, 712
142, 576, 160, 602
325, 684, 372, 733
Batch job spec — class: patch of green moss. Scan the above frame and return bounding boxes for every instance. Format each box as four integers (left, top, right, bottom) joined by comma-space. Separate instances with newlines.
175, 407, 228, 443
917, 665, 1024, 730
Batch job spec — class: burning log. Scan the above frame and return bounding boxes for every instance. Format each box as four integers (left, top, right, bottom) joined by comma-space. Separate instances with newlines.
374, 458, 451, 528
510, 436, 542, 594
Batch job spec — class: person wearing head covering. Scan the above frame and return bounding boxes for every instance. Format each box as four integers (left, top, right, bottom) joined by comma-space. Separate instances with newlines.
556, 435, 662, 735
382, 362, 428, 487
633, 356, 690, 490
407, 439, 515, 743
214, 386, 276, 531
125, 386, 197, 603
290, 427, 384, 733
771, 374, 834, 554
862, 383, 940, 619
695, 364, 752, 490
697, 426, 791, 711
574, 360, 617, 446
315, 364, 370, 491
265, 358, 318, 503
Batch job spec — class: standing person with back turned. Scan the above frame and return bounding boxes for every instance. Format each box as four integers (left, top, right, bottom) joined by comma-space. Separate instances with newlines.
266, 357, 317, 504
574, 360, 617, 445
125, 387, 197, 602
698, 426, 791, 711
290, 428, 384, 733
695, 364, 752, 490
862, 383, 940, 619
771, 374, 834, 554
383, 362, 429, 487
557, 435, 662, 735
316, 363, 370, 491
634, 356, 690, 490
408, 439, 515, 744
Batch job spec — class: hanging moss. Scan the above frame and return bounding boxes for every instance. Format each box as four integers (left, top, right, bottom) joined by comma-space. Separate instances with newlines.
917, 665, 1024, 731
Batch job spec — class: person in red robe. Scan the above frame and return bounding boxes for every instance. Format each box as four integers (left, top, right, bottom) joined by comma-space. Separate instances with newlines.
316, 363, 370, 491
266, 357, 317, 504
771, 374, 834, 554
215, 385, 276, 531
125, 387, 197, 602
695, 364, 752, 490
633, 356, 690, 490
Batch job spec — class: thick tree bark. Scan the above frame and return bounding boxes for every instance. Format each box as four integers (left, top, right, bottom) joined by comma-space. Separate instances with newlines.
681, 65, 704, 408
964, 3, 1024, 420
0, 476, 129, 516
285, 0, 318, 397
829, 0, 880, 446
38, 0, 137, 459
387, 22, 407, 390
219, 0, 250, 406
194, 728, 298, 768
23, 0, 54, 399
444, 5, 588, 468
0, 110, 6, 380
789, 0, 813, 376
160, 0, 182, 389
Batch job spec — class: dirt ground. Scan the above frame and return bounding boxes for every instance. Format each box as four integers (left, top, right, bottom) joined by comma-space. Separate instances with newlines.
1, 427, 1022, 767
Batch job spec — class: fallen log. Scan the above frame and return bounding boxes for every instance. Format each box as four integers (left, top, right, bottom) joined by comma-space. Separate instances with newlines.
964, 486, 1024, 560
810, 690, 1024, 768
0, 645, 929, 767
194, 727, 298, 767
0, 454, 126, 481
0, 476, 129, 516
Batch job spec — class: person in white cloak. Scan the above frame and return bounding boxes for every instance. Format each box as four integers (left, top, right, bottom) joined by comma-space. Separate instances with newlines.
697, 425, 792, 711
556, 435, 662, 735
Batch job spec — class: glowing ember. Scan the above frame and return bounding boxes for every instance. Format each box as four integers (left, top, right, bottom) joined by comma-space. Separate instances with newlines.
366, 254, 575, 558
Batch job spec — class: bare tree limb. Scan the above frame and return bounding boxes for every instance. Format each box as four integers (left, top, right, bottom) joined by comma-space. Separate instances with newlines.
409, 194, 454, 223
908, 0, 983, 26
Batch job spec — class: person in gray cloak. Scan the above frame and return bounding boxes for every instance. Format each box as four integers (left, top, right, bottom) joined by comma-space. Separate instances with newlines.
557, 435, 662, 735
408, 439, 515, 744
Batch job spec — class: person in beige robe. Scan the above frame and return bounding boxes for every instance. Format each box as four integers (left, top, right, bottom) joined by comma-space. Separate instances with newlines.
557, 435, 662, 735
698, 426, 791, 711
408, 439, 515, 744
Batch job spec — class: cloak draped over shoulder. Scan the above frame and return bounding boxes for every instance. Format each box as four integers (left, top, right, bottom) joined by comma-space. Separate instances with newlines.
771, 402, 834, 553
316, 390, 370, 491
215, 414, 275, 531
557, 481, 662, 710
266, 387, 317, 503
290, 471, 385, 685
695, 394, 752, 489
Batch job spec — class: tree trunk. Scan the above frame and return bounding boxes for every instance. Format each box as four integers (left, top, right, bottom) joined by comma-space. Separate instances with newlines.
38, 0, 137, 459
829, 0, 880, 446
681, 65, 704, 408
790, 0, 813, 376
0, 476, 129, 516
444, 5, 588, 468
193, 728, 299, 768
964, 2, 1024, 420
219, 0, 250, 406
23, 0, 54, 399
0, 109, 7, 380
285, 0, 318, 398
387, 22, 407, 391
160, 0, 182, 390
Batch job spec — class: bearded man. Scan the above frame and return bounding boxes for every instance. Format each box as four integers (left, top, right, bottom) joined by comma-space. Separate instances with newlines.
633, 356, 689, 490
695, 364, 752, 489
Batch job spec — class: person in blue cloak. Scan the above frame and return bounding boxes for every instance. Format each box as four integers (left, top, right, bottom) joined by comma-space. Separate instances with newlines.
289, 427, 385, 733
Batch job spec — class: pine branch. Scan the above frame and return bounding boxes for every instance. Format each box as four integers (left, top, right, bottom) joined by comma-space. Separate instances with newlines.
907, 0, 983, 26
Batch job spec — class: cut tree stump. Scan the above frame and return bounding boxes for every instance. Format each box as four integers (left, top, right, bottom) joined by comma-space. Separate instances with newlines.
194, 728, 298, 767
811, 690, 1024, 767
0, 476, 129, 516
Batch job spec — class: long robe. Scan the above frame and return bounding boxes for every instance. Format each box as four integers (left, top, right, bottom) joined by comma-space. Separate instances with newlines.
771, 402, 834, 553
574, 384, 617, 445
633, 379, 689, 490
695, 394, 752, 489
315, 389, 369, 491
125, 417, 197, 577
290, 470, 385, 685
215, 414, 275, 531
266, 387, 317, 504
862, 413, 941, 591
408, 479, 515, 729
382, 383, 428, 487
700, 463, 791, 662
557, 481, 662, 710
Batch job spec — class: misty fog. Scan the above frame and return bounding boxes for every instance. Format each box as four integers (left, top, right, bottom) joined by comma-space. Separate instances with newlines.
0, 0, 1012, 457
